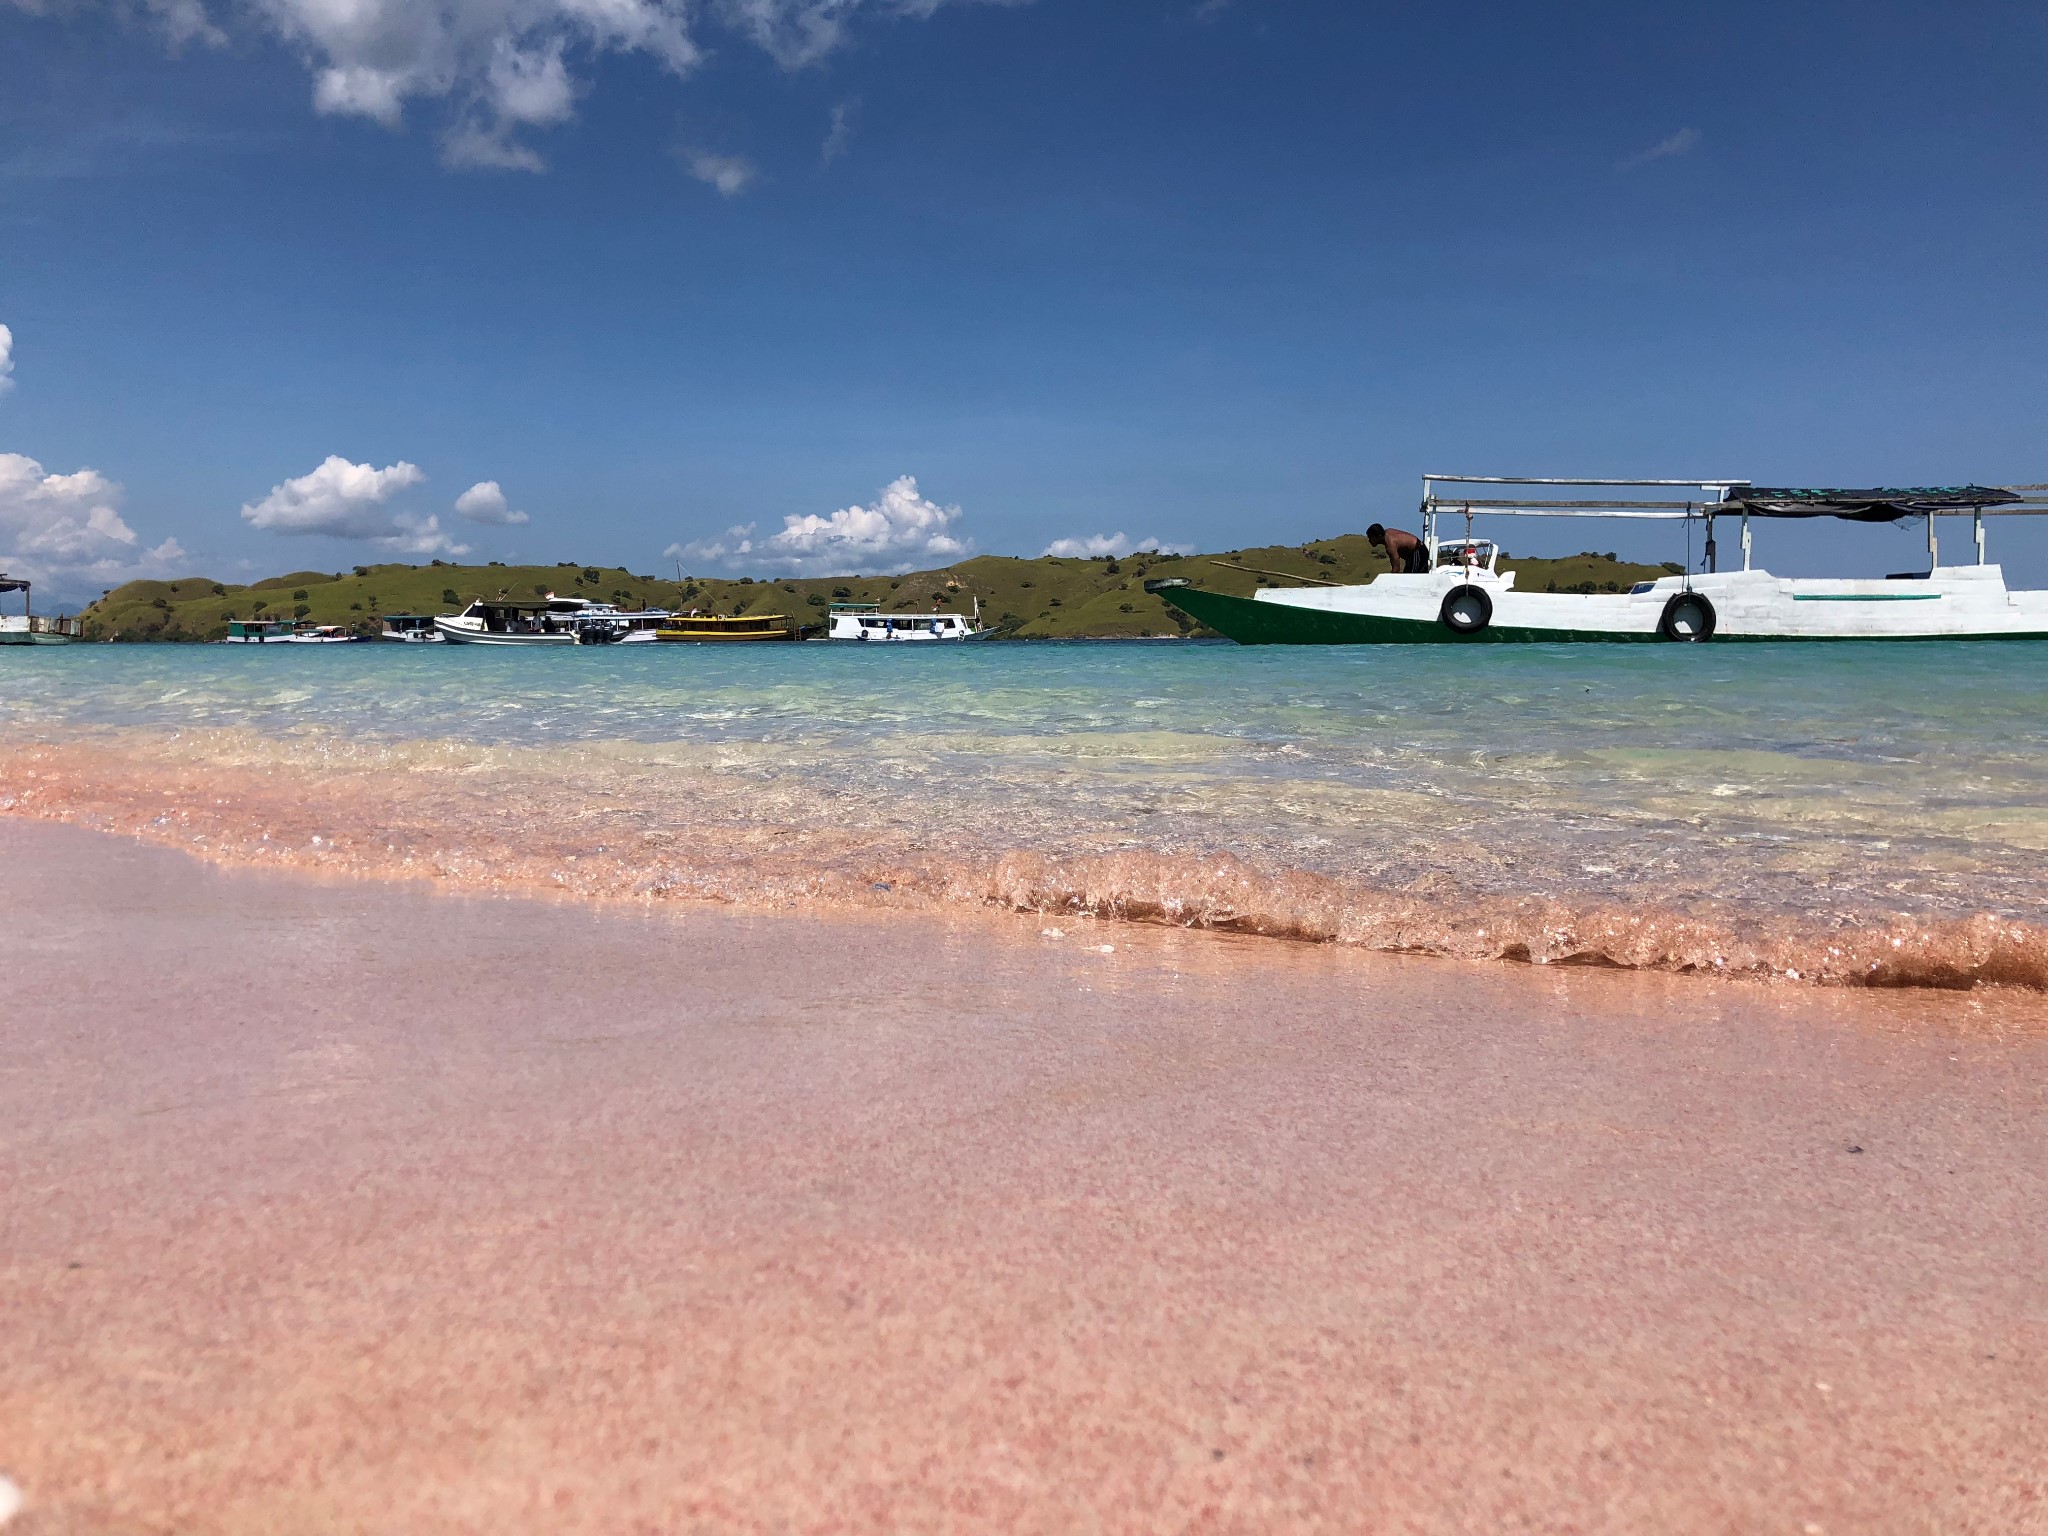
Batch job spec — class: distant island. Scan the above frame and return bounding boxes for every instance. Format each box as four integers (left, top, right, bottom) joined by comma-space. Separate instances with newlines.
84, 538, 1685, 642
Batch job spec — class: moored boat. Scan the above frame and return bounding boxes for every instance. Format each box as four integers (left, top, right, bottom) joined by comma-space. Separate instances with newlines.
435, 594, 664, 646
825, 601, 981, 642
379, 614, 443, 642
286, 624, 364, 644
0, 575, 83, 645
1149, 476, 2048, 644
222, 617, 299, 644
655, 612, 800, 642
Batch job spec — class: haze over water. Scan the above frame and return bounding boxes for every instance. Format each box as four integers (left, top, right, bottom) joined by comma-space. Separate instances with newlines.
6, 640, 2048, 986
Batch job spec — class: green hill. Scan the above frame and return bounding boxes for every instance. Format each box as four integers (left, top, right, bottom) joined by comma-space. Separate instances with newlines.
81, 542, 1686, 642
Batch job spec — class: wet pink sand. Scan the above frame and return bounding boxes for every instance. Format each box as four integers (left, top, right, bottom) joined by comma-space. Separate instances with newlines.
2, 820, 2044, 1535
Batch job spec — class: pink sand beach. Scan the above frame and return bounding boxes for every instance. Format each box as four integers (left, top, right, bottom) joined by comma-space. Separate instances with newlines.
2, 818, 2043, 1534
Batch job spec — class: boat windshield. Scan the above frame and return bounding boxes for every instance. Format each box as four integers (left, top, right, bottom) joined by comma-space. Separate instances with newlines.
1435, 540, 1498, 573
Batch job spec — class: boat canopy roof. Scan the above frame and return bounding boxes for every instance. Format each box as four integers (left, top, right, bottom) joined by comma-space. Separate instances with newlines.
0, 576, 27, 593
1420, 474, 2048, 523
1719, 485, 2023, 521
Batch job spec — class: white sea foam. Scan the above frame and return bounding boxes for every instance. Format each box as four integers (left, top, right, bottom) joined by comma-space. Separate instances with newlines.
5, 642, 2048, 987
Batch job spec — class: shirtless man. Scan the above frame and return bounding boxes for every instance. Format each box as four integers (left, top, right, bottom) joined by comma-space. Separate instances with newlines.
1367, 523, 1430, 574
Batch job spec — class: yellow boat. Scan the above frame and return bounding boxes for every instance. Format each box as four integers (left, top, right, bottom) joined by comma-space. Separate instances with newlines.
654, 613, 800, 642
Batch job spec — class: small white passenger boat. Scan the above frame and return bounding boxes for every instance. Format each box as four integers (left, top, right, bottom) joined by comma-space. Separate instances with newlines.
379, 614, 443, 643
436, 594, 669, 646
1150, 476, 2048, 643
826, 601, 981, 642
286, 625, 363, 644
0, 575, 83, 645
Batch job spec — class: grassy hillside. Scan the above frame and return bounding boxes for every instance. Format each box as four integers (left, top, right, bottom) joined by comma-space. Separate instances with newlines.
82, 542, 1686, 642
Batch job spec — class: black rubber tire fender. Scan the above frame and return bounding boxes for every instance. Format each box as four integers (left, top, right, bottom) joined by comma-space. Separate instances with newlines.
1438, 584, 1494, 636
1658, 591, 1717, 642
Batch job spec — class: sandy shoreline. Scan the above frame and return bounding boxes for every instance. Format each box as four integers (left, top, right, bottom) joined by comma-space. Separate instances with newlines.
9, 734, 2048, 991
2, 819, 2044, 1533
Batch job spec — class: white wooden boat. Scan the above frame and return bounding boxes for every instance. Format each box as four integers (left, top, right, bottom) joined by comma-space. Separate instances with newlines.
1150, 477, 2048, 643
0, 575, 82, 645
825, 601, 981, 642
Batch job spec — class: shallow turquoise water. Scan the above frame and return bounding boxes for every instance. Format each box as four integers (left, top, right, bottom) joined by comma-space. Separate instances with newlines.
6, 639, 2048, 925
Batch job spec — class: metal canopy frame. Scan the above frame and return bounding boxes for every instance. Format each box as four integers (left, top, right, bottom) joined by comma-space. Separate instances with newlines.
1418, 474, 2048, 574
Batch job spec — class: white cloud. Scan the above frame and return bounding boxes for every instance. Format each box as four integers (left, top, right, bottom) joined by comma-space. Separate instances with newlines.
668, 474, 971, 575
454, 479, 530, 525
821, 99, 855, 164
383, 513, 470, 557
1619, 127, 1701, 172
240, 454, 468, 554
684, 149, 757, 196
1, 0, 218, 41
0, 451, 187, 594
0, 323, 13, 394
1041, 532, 1192, 559
14, 0, 1026, 172
242, 455, 425, 537
264, 0, 702, 168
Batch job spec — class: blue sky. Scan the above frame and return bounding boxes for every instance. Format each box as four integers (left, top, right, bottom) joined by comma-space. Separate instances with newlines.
3, 0, 2046, 598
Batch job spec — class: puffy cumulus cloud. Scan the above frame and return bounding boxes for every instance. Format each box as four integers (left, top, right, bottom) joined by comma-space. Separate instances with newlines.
0, 451, 188, 593
240, 454, 470, 555
241, 455, 424, 536
18, 0, 1027, 171
0, 323, 14, 395
1041, 532, 1192, 559
668, 474, 970, 576
454, 479, 530, 526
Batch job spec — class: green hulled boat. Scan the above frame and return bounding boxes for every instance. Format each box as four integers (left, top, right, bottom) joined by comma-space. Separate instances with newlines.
1148, 475, 2048, 645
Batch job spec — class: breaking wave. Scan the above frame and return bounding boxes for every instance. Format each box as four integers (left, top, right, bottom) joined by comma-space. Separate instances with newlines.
6, 732, 2046, 993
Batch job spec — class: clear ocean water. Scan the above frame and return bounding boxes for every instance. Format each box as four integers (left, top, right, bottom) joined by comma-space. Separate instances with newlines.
7, 639, 2048, 983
